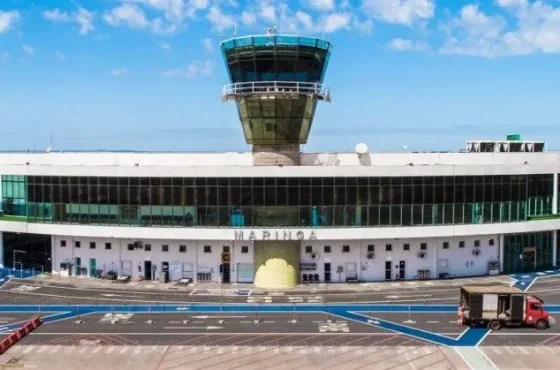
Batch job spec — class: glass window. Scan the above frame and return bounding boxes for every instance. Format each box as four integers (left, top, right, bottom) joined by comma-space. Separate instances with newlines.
403, 243, 410, 251
420, 243, 427, 250
241, 246, 249, 253
386, 244, 392, 252
367, 244, 375, 252
342, 245, 350, 253
60, 240, 66, 247
89, 242, 96, 249
459, 241, 465, 248
305, 245, 313, 253
489, 239, 495, 246
75, 241, 81, 248
324, 245, 331, 253
105, 243, 112, 250
474, 240, 480, 247
127, 244, 134, 251
443, 242, 449, 249
179, 245, 187, 253
162, 245, 169, 252
204, 245, 212, 253
144, 244, 151, 251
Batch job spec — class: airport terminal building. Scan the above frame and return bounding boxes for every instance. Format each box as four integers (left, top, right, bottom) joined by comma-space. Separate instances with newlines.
1, 34, 559, 288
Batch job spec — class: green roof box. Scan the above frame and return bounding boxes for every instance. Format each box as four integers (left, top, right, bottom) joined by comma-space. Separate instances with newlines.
507, 134, 521, 141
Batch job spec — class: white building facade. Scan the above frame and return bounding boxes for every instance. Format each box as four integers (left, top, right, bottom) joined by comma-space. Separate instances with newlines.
0, 150, 559, 287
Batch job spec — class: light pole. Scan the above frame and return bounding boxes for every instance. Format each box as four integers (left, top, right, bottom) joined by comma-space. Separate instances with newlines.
13, 249, 26, 270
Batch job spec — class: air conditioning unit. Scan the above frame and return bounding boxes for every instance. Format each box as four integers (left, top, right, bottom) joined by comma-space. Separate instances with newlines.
311, 252, 319, 259
417, 251, 427, 259
367, 252, 375, 260
133, 241, 143, 249
472, 248, 481, 257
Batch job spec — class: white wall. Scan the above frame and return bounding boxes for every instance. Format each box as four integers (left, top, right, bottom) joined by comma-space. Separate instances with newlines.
1, 152, 560, 178
51, 236, 232, 283
300, 235, 499, 283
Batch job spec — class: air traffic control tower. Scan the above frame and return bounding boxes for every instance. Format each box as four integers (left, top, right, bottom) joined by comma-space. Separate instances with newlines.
221, 32, 332, 166
220, 32, 332, 289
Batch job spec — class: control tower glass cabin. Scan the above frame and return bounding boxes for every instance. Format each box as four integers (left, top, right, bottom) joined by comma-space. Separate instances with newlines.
220, 34, 332, 146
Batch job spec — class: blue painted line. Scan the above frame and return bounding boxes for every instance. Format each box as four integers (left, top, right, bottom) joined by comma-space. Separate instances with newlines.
510, 269, 560, 291
332, 309, 488, 347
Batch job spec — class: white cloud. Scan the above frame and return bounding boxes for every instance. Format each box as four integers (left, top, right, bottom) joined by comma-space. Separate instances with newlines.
104, 3, 177, 34
112, 68, 129, 77
388, 37, 428, 51
362, 0, 435, 25
43, 7, 94, 35
43, 9, 70, 22
104, 3, 150, 28
159, 42, 172, 51
22, 44, 35, 55
0, 10, 20, 34
161, 60, 216, 78
202, 37, 213, 53
440, 1, 560, 58
55, 51, 65, 60
296, 11, 313, 30
319, 12, 352, 33
241, 11, 257, 26
308, 0, 335, 12
76, 8, 95, 35
206, 5, 235, 31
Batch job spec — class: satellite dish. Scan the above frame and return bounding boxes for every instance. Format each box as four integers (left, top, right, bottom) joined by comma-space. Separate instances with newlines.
355, 143, 368, 157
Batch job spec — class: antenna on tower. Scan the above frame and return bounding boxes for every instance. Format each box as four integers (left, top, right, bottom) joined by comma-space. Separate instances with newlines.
233, 23, 237, 37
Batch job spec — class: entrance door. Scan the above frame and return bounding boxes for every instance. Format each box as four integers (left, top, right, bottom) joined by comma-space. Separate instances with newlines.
523, 250, 536, 272
75, 257, 81, 276
324, 263, 331, 282
398, 261, 406, 279
384, 261, 392, 280
89, 258, 96, 277
221, 263, 231, 283
144, 260, 152, 280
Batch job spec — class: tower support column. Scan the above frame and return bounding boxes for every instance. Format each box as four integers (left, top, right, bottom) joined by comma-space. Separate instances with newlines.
252, 144, 300, 166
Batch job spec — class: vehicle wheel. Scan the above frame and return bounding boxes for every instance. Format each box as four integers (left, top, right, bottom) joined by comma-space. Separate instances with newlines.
488, 320, 501, 330
536, 320, 548, 330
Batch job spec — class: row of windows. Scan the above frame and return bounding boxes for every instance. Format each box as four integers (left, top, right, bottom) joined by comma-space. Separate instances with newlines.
60, 240, 250, 254
303, 239, 495, 254
2, 175, 553, 207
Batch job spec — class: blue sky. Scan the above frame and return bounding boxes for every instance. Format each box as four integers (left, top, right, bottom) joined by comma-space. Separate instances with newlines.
1, 0, 559, 152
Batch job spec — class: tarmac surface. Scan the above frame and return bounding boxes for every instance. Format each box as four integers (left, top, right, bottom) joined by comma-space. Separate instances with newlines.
2, 272, 560, 369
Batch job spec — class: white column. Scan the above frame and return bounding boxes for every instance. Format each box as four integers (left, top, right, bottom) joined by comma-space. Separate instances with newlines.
499, 234, 505, 272
194, 240, 198, 283
553, 173, 558, 215
0, 232, 4, 268
553, 230, 557, 267
433, 240, 439, 279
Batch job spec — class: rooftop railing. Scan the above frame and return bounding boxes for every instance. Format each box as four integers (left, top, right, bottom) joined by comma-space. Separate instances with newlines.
221, 81, 331, 102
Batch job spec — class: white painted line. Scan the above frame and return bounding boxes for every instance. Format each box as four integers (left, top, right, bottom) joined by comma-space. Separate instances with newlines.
23, 346, 35, 354
120, 346, 129, 354
92, 347, 101, 354
426, 321, 439, 324
164, 326, 224, 330
106, 346, 115, 354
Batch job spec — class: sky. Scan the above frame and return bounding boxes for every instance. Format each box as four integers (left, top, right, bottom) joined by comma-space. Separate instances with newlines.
1, 0, 559, 153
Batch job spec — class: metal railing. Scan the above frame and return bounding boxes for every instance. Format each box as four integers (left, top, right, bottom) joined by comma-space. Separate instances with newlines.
222, 81, 331, 102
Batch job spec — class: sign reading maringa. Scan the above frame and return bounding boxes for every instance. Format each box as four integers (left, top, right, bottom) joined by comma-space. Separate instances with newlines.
234, 230, 317, 241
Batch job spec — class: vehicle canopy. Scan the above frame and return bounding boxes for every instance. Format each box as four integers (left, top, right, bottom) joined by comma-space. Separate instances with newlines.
461, 286, 524, 295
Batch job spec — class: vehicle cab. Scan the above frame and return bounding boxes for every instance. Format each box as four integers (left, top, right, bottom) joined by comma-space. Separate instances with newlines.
525, 295, 550, 329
